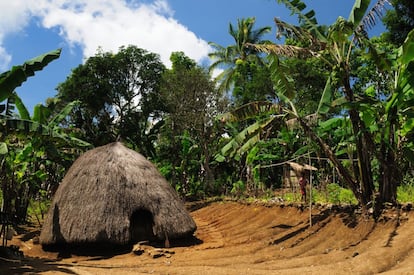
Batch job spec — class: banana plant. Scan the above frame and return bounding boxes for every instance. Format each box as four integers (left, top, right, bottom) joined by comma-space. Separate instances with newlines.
220, 0, 414, 213
1, 94, 91, 220
0, 48, 92, 220
265, 0, 414, 210
215, 101, 285, 161
0, 49, 61, 102
2, 94, 90, 220
0, 48, 89, 154
0, 49, 62, 152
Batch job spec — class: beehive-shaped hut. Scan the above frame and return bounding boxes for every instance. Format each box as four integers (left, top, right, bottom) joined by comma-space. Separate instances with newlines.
40, 142, 196, 247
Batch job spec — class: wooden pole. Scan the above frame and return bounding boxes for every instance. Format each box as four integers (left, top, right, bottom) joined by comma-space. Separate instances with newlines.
309, 152, 312, 228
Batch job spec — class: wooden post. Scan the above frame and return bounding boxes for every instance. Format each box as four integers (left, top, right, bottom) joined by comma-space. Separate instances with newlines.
309, 152, 312, 228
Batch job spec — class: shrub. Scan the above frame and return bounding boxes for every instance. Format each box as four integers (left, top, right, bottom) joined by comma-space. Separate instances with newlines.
397, 183, 414, 203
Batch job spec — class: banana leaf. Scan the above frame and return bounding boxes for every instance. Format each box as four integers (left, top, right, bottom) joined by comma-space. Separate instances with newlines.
0, 48, 61, 102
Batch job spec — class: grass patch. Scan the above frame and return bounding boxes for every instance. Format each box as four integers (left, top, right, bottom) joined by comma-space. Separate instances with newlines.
276, 182, 414, 205
27, 198, 51, 226
274, 183, 358, 205
397, 183, 414, 203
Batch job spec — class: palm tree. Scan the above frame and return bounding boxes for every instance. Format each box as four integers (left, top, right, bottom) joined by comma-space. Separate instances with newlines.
208, 17, 271, 94
217, 0, 414, 213
247, 0, 414, 212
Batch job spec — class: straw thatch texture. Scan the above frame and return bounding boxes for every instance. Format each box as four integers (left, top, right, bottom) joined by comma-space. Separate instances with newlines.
287, 162, 317, 173
40, 142, 196, 246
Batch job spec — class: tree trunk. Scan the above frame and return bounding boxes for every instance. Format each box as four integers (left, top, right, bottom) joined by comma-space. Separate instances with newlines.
1, 162, 15, 214
343, 77, 374, 209
378, 124, 399, 205
374, 158, 398, 219
372, 108, 400, 219
13, 181, 30, 222
346, 109, 374, 207
298, 118, 362, 203
202, 150, 215, 194
201, 127, 215, 194
170, 122, 179, 191
379, 167, 398, 203
1, 180, 13, 213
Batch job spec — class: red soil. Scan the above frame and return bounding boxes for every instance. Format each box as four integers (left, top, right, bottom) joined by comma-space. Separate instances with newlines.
1, 200, 414, 274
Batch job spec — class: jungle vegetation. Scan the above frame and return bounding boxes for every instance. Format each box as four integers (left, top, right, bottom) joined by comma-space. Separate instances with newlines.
1, 0, 414, 222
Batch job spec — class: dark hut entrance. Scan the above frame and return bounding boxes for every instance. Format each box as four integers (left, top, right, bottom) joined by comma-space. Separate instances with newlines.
130, 209, 156, 243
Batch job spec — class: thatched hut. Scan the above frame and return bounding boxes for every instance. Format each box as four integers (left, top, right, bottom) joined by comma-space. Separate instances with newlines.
40, 142, 196, 247
283, 161, 317, 188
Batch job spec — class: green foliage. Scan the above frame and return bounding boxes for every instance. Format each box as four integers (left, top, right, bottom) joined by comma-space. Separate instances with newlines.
208, 17, 271, 94
324, 183, 358, 204
316, 77, 332, 115
158, 162, 173, 179
170, 51, 197, 70
276, 0, 325, 40
157, 52, 223, 197
231, 180, 246, 196
0, 98, 88, 221
27, 195, 51, 226
282, 55, 329, 116
0, 49, 61, 102
348, 0, 370, 26
0, 49, 63, 153
57, 45, 165, 154
397, 174, 414, 203
246, 0, 414, 211
217, 102, 283, 159
3, 1, 414, 219
382, 0, 414, 46
267, 55, 296, 99
232, 57, 275, 105
273, 184, 358, 204
0, 49, 90, 222
397, 183, 414, 203
281, 192, 297, 203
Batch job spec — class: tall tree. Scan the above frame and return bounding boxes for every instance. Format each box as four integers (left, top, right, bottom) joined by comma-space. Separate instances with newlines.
382, 0, 414, 46
208, 17, 273, 104
231, 59, 275, 105
57, 46, 165, 156
208, 18, 276, 190
241, 0, 414, 213
158, 52, 224, 196
282, 38, 330, 116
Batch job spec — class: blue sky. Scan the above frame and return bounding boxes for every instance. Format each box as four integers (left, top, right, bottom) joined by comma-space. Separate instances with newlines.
0, 0, 388, 113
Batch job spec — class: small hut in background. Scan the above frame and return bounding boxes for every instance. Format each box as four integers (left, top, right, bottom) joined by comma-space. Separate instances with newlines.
283, 161, 317, 189
40, 142, 196, 248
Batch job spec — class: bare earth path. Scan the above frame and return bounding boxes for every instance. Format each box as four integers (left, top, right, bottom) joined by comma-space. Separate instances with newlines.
2, 201, 414, 274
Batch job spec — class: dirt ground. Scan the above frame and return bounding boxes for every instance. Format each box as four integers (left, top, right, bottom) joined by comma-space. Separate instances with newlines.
1, 200, 414, 274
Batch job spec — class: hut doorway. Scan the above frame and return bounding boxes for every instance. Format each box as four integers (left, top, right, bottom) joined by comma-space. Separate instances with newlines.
130, 209, 156, 243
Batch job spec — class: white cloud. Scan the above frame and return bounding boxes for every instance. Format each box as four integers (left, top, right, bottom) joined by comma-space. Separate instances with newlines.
0, 2, 32, 38
11, 0, 212, 67
0, 46, 11, 71
0, 1, 33, 69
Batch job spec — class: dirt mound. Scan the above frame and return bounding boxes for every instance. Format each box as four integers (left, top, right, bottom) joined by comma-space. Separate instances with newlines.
1, 201, 414, 274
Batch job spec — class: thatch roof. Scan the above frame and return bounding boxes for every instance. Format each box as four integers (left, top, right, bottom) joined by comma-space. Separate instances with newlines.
287, 161, 318, 173
40, 142, 196, 247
